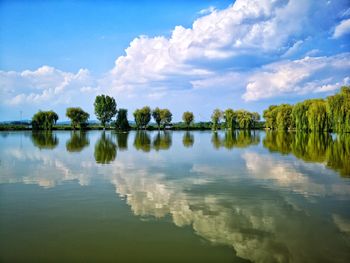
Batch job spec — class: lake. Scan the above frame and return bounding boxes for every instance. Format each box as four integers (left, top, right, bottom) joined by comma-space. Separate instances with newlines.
0, 130, 350, 262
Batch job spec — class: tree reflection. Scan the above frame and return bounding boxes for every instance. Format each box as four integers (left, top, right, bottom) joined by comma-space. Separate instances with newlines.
115, 132, 129, 151
133, 131, 151, 152
94, 132, 117, 164
263, 131, 350, 177
66, 132, 89, 152
31, 132, 59, 150
182, 131, 194, 148
211, 130, 260, 149
153, 131, 172, 151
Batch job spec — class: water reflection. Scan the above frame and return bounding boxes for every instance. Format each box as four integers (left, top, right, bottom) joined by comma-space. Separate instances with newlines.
264, 132, 350, 177
212, 130, 260, 149
182, 131, 194, 148
66, 132, 90, 152
115, 132, 129, 150
31, 132, 59, 149
1, 131, 350, 262
153, 131, 172, 151
94, 132, 117, 164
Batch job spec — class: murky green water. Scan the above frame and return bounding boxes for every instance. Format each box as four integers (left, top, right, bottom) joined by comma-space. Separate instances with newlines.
0, 130, 350, 262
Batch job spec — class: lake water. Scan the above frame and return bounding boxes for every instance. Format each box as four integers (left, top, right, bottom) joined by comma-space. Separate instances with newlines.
0, 130, 350, 262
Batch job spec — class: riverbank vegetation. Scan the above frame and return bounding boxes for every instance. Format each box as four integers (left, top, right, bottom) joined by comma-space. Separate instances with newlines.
1, 86, 348, 132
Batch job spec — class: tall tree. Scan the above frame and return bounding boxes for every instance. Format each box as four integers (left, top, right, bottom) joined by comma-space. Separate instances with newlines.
224, 108, 236, 130
66, 107, 89, 130
236, 110, 253, 129
182, 111, 194, 129
160, 109, 172, 129
152, 107, 162, 130
133, 106, 151, 129
276, 104, 293, 130
211, 109, 222, 131
115, 109, 130, 131
94, 95, 117, 128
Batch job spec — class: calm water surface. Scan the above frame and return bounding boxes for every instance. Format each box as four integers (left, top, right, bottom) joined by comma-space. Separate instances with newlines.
0, 130, 350, 262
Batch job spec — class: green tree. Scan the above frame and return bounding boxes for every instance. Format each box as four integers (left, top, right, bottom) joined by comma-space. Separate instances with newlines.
307, 99, 329, 132
292, 101, 310, 131
211, 109, 222, 131
236, 110, 253, 129
224, 109, 236, 130
66, 132, 89, 152
276, 104, 293, 130
94, 132, 117, 164
94, 95, 117, 128
32, 110, 59, 130
263, 105, 278, 129
182, 111, 194, 129
152, 107, 162, 130
160, 109, 172, 129
133, 106, 151, 129
115, 109, 130, 131
327, 86, 350, 132
66, 107, 89, 130
252, 112, 261, 129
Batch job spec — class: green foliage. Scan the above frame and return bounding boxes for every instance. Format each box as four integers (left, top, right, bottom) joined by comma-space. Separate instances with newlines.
133, 106, 151, 129
66, 132, 89, 152
31, 131, 59, 149
160, 109, 172, 128
32, 110, 59, 130
211, 109, 223, 131
94, 95, 117, 128
115, 132, 129, 150
152, 107, 162, 129
265, 86, 350, 132
66, 107, 89, 130
326, 86, 350, 132
115, 109, 130, 131
182, 111, 194, 128
236, 110, 253, 129
94, 132, 117, 164
182, 131, 194, 147
224, 109, 236, 130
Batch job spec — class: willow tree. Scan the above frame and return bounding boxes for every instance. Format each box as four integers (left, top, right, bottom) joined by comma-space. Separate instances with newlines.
276, 104, 293, 130
307, 99, 329, 132
292, 101, 310, 131
133, 106, 151, 129
32, 110, 59, 130
66, 107, 89, 130
224, 108, 236, 130
327, 86, 350, 132
160, 109, 172, 128
182, 111, 194, 129
152, 107, 162, 130
263, 105, 278, 129
211, 109, 222, 131
236, 110, 253, 129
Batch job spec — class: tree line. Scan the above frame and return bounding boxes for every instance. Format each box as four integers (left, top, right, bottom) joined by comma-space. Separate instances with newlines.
30, 86, 349, 132
263, 86, 350, 132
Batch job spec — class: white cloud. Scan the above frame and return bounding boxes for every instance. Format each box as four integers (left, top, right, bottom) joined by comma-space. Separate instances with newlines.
333, 18, 350, 38
242, 53, 350, 101
1, 66, 94, 106
107, 0, 319, 94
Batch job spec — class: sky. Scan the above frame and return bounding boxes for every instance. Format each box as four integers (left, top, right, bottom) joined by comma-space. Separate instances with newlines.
0, 0, 350, 122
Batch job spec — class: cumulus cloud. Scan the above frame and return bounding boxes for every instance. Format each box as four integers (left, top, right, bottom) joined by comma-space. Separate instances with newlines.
333, 18, 350, 38
242, 53, 350, 101
0, 66, 96, 106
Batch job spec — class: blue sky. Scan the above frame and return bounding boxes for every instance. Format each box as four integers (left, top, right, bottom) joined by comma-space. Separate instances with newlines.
1, 0, 350, 122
